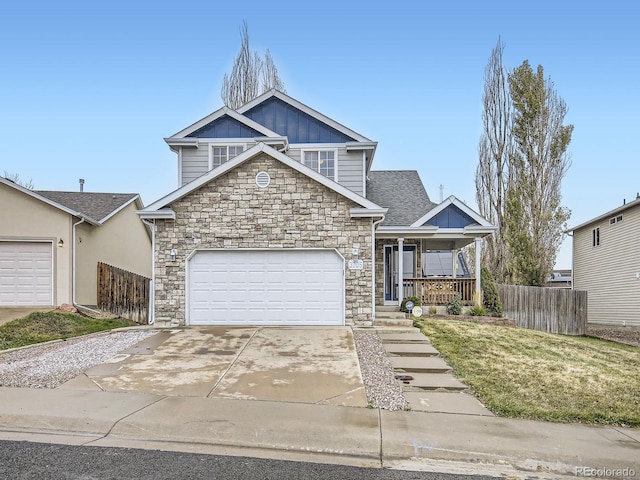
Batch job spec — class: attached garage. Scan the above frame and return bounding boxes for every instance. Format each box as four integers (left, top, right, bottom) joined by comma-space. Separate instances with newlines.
188, 249, 344, 326
0, 241, 53, 306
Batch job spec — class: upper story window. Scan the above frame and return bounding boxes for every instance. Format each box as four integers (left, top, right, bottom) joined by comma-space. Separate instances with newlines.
609, 214, 623, 225
212, 145, 245, 168
303, 150, 336, 181
592, 227, 600, 247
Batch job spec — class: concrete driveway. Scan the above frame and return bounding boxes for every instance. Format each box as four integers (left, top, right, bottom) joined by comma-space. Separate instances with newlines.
0, 307, 55, 326
60, 327, 367, 407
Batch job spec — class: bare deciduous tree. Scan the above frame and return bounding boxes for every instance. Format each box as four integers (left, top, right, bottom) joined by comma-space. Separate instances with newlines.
504, 61, 573, 286
3, 171, 34, 189
475, 38, 514, 283
221, 21, 285, 109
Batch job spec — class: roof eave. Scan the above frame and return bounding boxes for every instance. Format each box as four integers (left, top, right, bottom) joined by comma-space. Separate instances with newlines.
350, 207, 387, 218
566, 197, 640, 232
136, 209, 176, 220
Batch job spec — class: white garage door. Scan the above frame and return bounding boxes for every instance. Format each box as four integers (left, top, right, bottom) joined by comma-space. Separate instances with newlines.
0, 241, 53, 306
188, 249, 344, 325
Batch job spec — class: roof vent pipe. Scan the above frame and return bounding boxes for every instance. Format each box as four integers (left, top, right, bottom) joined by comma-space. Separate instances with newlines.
79, 178, 85, 192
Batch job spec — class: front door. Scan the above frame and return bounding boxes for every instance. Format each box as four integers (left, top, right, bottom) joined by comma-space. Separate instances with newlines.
383, 245, 416, 304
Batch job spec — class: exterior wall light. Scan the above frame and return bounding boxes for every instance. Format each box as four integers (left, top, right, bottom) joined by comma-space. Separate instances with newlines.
58, 239, 64, 247
170, 249, 177, 262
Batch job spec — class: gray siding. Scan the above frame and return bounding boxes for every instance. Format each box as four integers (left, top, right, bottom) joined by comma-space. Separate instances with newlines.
181, 147, 208, 185
573, 203, 640, 326
288, 147, 364, 195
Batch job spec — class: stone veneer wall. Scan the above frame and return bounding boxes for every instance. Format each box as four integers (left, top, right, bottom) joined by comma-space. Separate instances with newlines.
154, 153, 373, 327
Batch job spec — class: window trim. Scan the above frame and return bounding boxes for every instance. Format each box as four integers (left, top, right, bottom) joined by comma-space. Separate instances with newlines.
609, 214, 623, 225
301, 148, 338, 182
592, 227, 600, 247
208, 143, 247, 170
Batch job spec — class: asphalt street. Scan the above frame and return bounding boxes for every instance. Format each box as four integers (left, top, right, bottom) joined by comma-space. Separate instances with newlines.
0, 440, 500, 480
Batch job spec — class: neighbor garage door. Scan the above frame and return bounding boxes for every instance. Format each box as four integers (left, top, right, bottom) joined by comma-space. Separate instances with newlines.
0, 241, 53, 306
188, 250, 344, 325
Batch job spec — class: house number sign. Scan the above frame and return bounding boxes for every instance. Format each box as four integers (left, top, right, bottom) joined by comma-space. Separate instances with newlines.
348, 259, 364, 270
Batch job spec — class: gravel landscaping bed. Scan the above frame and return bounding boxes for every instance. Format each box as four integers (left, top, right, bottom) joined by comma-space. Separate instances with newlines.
588, 325, 640, 348
0, 329, 158, 389
352, 330, 408, 411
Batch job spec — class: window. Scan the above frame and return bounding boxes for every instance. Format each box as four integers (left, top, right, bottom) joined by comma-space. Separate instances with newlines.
592, 227, 600, 247
303, 150, 336, 180
212, 145, 245, 168
609, 215, 623, 225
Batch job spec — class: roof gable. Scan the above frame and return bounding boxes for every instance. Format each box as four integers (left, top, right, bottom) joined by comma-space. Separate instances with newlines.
168, 107, 280, 140
35, 191, 140, 223
237, 90, 371, 143
141, 143, 383, 214
186, 114, 264, 138
242, 96, 356, 144
411, 196, 493, 228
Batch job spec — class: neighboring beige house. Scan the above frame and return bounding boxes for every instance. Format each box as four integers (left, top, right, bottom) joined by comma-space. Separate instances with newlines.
568, 195, 640, 327
0, 177, 151, 308
139, 90, 495, 327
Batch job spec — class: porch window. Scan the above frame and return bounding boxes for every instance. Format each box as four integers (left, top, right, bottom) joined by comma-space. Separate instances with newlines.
212, 145, 245, 168
303, 150, 336, 180
421, 250, 470, 277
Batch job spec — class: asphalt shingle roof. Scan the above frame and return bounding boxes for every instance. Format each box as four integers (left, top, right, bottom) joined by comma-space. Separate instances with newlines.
366, 171, 436, 226
35, 191, 138, 222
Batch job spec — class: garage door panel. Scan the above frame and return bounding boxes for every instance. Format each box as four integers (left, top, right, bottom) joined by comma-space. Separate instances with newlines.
0, 242, 53, 306
188, 250, 343, 326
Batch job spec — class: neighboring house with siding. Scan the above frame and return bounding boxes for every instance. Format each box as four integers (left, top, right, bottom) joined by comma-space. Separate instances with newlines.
568, 194, 640, 327
0, 177, 151, 308
139, 90, 496, 327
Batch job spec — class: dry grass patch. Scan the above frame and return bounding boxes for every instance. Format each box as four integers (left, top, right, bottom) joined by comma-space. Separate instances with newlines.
415, 318, 640, 427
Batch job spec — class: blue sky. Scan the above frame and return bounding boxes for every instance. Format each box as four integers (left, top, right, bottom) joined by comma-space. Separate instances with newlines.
1, 1, 638, 269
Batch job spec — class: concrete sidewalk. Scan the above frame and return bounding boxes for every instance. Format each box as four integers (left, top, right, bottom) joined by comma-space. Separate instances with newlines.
0, 387, 638, 478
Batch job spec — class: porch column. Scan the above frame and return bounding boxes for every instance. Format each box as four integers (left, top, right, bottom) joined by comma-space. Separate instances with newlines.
452, 248, 458, 279
475, 237, 482, 297
398, 238, 404, 304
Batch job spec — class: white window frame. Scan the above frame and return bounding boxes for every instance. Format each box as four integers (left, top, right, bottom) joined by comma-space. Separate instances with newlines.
301, 148, 338, 181
208, 144, 246, 170
592, 227, 600, 247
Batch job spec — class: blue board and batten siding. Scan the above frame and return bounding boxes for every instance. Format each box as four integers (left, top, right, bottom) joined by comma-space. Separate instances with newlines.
187, 115, 263, 138
425, 205, 477, 228
244, 97, 356, 144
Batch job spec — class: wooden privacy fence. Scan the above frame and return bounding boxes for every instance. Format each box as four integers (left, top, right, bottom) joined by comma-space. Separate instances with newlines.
497, 284, 587, 335
97, 262, 150, 324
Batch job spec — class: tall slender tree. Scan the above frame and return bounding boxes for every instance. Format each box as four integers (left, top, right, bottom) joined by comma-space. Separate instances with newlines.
221, 21, 285, 109
475, 38, 514, 283
505, 61, 573, 286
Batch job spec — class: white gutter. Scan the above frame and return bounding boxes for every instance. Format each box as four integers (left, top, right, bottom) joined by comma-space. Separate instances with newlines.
72, 217, 100, 314
371, 216, 385, 323
142, 219, 156, 325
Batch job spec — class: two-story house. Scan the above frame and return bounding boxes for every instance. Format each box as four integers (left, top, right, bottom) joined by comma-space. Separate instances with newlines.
138, 90, 495, 327
568, 195, 640, 327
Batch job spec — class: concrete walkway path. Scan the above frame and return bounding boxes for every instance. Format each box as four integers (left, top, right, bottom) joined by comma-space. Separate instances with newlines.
0, 386, 638, 478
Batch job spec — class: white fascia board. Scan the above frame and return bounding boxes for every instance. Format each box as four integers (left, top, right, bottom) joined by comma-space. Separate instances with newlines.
167, 107, 280, 140
463, 225, 497, 234
99, 195, 141, 223
163, 138, 200, 147
411, 195, 493, 228
566, 197, 640, 233
136, 209, 176, 220
0, 177, 101, 225
237, 89, 372, 143
141, 143, 384, 212
345, 141, 377, 151
350, 207, 387, 218
253, 136, 289, 148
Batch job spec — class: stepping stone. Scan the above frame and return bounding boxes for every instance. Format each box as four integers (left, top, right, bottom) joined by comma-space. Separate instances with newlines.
390, 356, 452, 373
404, 391, 494, 416
400, 373, 468, 391
384, 343, 439, 357
378, 333, 430, 343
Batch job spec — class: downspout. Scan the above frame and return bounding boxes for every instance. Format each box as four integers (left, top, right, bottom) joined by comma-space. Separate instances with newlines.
371, 216, 385, 323
72, 217, 101, 314
142, 219, 156, 325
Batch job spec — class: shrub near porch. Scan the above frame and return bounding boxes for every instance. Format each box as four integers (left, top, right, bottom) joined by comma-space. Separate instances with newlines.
415, 318, 640, 427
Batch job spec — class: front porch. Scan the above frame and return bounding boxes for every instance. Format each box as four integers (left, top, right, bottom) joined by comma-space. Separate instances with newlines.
403, 277, 476, 306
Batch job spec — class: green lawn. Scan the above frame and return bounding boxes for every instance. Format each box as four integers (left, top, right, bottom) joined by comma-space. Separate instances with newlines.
0, 312, 136, 350
414, 317, 640, 427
